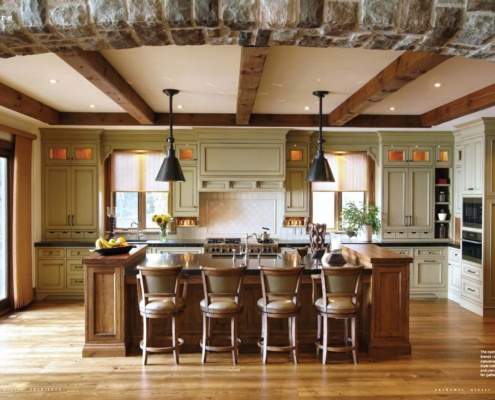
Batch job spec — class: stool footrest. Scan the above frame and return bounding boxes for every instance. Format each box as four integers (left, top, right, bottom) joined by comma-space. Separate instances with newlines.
140, 337, 184, 354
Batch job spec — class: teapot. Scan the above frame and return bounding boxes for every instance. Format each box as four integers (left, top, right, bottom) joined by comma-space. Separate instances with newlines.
261, 227, 271, 242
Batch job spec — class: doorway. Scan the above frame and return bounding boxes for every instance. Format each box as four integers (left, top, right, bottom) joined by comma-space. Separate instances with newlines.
0, 153, 11, 313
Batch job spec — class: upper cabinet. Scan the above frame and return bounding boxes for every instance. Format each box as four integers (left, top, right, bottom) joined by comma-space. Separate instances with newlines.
383, 145, 433, 166
44, 143, 98, 164
435, 146, 452, 167
40, 130, 101, 240
176, 143, 197, 165
461, 135, 483, 195
173, 166, 199, 217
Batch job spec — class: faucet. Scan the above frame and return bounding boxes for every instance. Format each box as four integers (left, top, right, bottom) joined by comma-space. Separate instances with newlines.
130, 221, 144, 240
244, 233, 259, 262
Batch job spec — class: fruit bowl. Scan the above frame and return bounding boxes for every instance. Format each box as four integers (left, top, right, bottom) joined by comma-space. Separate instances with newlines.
91, 245, 136, 256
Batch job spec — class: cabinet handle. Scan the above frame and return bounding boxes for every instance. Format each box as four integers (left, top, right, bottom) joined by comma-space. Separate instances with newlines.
467, 288, 475, 292
74, 280, 84, 284
467, 270, 476, 274
67, 215, 71, 226
424, 260, 436, 262
72, 215, 74, 225
74, 265, 83, 269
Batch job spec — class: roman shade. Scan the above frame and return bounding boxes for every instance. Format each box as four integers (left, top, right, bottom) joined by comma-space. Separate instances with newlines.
111, 151, 169, 191
312, 152, 368, 192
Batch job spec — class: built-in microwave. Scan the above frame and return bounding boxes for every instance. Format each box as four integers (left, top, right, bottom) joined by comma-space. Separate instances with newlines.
462, 198, 482, 230
461, 230, 482, 265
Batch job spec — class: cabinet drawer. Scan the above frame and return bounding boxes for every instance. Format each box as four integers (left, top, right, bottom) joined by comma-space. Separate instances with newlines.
84, 231, 98, 239
449, 247, 461, 261
385, 247, 412, 257
420, 231, 434, 239
37, 248, 65, 258
462, 263, 482, 283
71, 231, 85, 239
45, 231, 59, 239
414, 248, 445, 257
407, 231, 421, 239
66, 248, 92, 258
383, 231, 396, 239
59, 231, 71, 239
461, 278, 482, 303
66, 275, 85, 291
67, 262, 84, 274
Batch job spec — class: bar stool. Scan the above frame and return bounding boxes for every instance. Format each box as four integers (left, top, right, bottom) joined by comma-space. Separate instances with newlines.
257, 266, 304, 364
312, 265, 363, 364
199, 265, 246, 364
137, 265, 187, 365
308, 223, 327, 253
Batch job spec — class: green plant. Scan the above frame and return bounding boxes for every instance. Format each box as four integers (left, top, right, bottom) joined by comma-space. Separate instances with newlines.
341, 202, 381, 235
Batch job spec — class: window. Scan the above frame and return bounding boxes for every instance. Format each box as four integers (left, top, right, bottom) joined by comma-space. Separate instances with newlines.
311, 152, 369, 230
110, 151, 170, 230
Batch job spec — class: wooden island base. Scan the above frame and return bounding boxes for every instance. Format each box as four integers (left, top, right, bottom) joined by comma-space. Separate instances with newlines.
83, 244, 413, 360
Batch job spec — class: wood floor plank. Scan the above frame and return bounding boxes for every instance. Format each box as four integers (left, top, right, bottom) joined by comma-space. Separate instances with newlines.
0, 299, 494, 398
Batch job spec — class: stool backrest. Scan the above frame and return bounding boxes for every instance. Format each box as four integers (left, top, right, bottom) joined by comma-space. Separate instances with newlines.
259, 266, 304, 304
137, 265, 184, 307
200, 266, 246, 305
308, 223, 327, 252
321, 266, 363, 307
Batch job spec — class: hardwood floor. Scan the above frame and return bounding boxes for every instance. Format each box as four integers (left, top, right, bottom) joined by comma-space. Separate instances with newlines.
1, 299, 495, 399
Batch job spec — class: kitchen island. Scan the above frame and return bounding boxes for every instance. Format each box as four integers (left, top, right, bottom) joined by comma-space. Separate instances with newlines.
82, 244, 412, 360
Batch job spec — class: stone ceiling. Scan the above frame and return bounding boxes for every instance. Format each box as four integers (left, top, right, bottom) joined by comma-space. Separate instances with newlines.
0, 0, 494, 60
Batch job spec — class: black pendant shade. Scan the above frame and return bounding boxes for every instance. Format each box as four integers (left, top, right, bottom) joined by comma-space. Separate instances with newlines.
306, 91, 335, 182
156, 89, 186, 182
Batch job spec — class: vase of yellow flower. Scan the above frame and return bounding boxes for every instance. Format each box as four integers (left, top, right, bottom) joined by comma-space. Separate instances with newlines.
152, 213, 172, 242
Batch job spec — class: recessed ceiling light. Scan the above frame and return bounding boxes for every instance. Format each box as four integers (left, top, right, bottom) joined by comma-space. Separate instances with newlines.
177, 105, 183, 109
49, 79, 58, 84
316, 78, 321, 82
434, 82, 442, 88
304, 106, 310, 111
89, 104, 96, 109
389, 107, 396, 111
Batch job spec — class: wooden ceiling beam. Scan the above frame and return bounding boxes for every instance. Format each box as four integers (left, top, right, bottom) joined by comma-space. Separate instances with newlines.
421, 83, 495, 127
58, 112, 422, 128
57, 51, 155, 125
328, 52, 451, 127
0, 82, 60, 124
236, 47, 269, 126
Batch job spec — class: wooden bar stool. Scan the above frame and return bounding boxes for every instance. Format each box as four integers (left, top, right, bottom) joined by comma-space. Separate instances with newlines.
312, 266, 363, 364
257, 266, 304, 364
137, 265, 187, 365
199, 265, 246, 364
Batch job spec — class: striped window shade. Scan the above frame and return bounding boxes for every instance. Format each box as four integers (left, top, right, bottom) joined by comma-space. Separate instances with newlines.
111, 151, 170, 191
312, 152, 368, 191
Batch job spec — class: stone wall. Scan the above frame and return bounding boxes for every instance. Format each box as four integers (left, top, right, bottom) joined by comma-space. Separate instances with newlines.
0, 0, 494, 60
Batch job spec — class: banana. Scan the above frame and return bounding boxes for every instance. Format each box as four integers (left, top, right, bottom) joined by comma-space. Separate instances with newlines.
95, 238, 104, 249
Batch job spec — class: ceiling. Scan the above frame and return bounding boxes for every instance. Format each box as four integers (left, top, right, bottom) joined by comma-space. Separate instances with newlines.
1, 45, 495, 132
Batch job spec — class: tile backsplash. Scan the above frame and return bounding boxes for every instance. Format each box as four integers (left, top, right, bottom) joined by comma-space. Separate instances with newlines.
170, 191, 309, 241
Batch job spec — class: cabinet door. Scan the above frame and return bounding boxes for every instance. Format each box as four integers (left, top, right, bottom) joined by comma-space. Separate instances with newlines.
408, 147, 433, 166
44, 166, 71, 230
176, 143, 197, 165
37, 259, 65, 290
173, 166, 198, 215
71, 166, 98, 230
44, 143, 97, 164
409, 168, 432, 229
448, 260, 461, 295
435, 146, 452, 166
285, 168, 308, 213
413, 259, 445, 288
383, 168, 407, 228
454, 167, 462, 217
462, 136, 483, 194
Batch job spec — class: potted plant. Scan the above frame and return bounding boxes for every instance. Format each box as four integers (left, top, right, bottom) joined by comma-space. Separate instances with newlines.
341, 202, 381, 242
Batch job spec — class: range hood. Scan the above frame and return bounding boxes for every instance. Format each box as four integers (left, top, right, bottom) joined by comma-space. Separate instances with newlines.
197, 129, 287, 192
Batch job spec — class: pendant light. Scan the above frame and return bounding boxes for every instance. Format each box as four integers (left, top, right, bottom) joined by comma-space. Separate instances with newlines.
306, 90, 335, 182
156, 89, 186, 182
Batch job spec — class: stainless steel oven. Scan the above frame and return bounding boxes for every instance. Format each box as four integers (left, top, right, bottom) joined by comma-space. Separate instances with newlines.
462, 197, 483, 229
461, 230, 482, 265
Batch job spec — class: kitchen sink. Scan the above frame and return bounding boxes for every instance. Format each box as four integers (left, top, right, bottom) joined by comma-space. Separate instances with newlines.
211, 253, 281, 259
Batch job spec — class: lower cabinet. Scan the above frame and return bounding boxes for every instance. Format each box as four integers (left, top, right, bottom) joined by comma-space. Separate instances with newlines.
460, 260, 483, 315
36, 247, 92, 300
448, 247, 462, 302
385, 246, 447, 298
